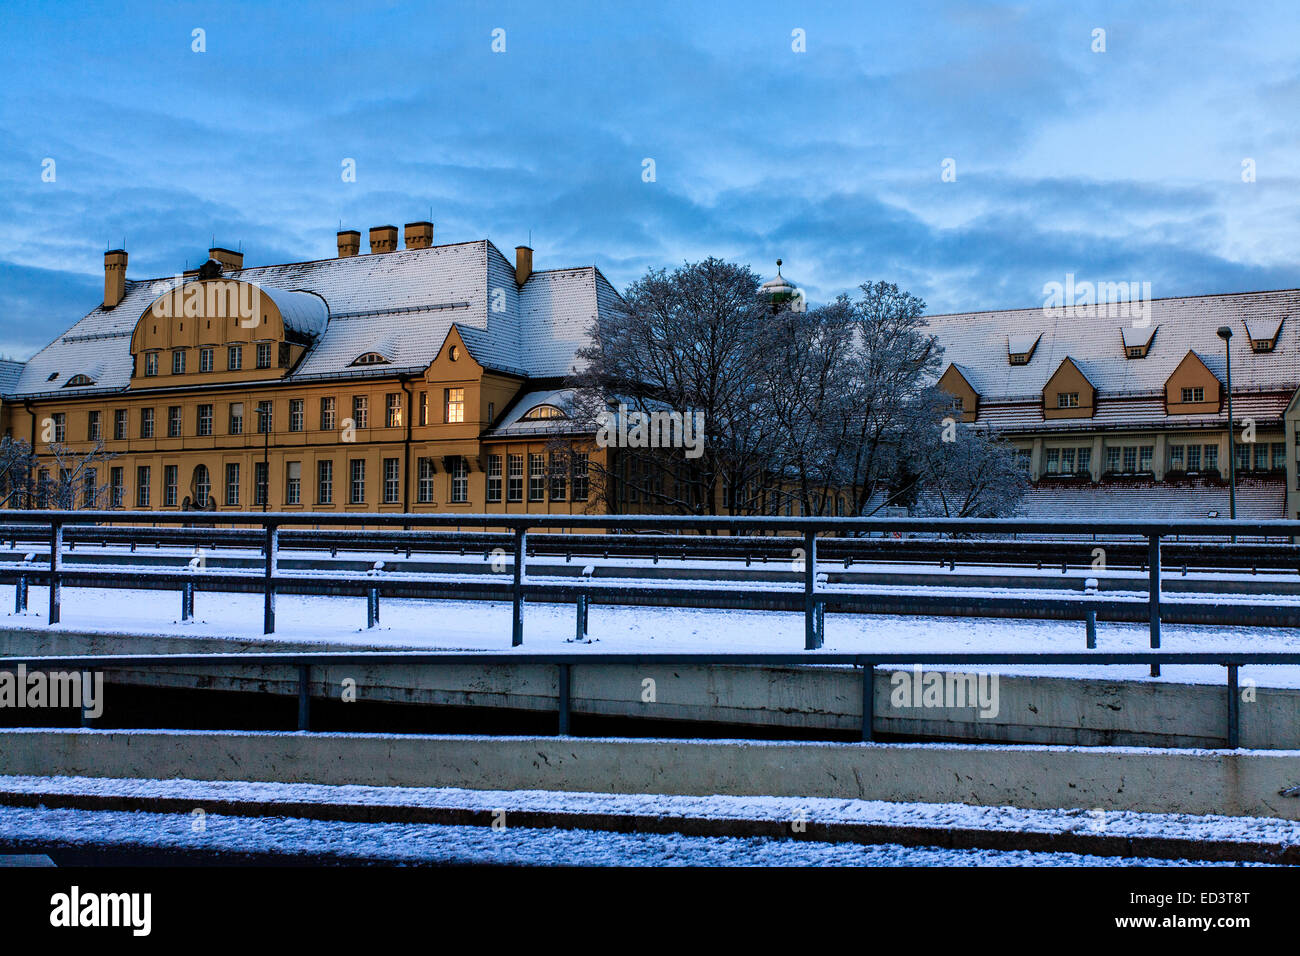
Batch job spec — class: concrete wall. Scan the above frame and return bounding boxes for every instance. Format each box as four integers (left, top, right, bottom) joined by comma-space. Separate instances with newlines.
3, 729, 1300, 819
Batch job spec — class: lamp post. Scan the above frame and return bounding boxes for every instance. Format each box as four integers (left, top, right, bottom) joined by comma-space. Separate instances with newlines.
1216, 325, 1236, 523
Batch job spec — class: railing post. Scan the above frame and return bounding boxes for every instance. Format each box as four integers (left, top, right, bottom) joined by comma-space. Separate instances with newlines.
1226, 663, 1239, 749
861, 662, 873, 742
512, 526, 527, 647
297, 663, 311, 731
575, 592, 588, 641
264, 523, 278, 635
181, 581, 192, 622
1147, 533, 1161, 677
1085, 609, 1097, 649
15, 574, 26, 613
804, 529, 821, 650
48, 520, 62, 625
366, 587, 379, 628
557, 662, 571, 735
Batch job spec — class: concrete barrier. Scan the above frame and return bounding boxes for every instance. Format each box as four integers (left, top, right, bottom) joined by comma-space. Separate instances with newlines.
3, 729, 1300, 819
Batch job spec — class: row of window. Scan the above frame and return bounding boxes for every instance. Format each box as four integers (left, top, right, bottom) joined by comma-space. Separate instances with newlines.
142, 343, 283, 377
1034, 441, 1289, 476
54, 389, 480, 442
88, 453, 590, 509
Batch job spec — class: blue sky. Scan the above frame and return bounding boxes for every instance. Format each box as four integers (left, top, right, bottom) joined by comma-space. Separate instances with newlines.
1, 0, 1297, 358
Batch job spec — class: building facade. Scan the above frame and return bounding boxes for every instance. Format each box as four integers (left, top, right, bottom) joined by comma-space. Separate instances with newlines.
930, 290, 1300, 520
1, 225, 622, 518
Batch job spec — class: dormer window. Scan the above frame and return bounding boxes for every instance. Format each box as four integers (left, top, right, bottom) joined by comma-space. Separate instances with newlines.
1243, 316, 1284, 353
1007, 332, 1041, 365
45, 371, 59, 382
351, 352, 390, 366
521, 404, 566, 421
64, 374, 95, 387
1057, 392, 1080, 409
1181, 386, 1204, 403
1121, 324, 1157, 359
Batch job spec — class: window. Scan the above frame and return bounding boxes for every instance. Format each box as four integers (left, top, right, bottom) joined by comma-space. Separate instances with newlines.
278, 342, 291, 368
225, 463, 240, 506
352, 396, 368, 429
445, 388, 465, 423
1127, 346, 1145, 359
144, 352, 159, 376
114, 409, 127, 441
317, 460, 333, 504
1204, 445, 1219, 471
65, 374, 94, 387
487, 402, 495, 422
193, 465, 210, 507
199, 347, 214, 372
418, 392, 428, 426
350, 352, 389, 366
167, 406, 182, 438
1056, 392, 1080, 409
1187, 445, 1201, 471
254, 462, 268, 506
229, 403, 243, 435
1168, 444, 1184, 471
1236, 442, 1251, 471
136, 466, 150, 507
256, 400, 272, 433
172, 350, 185, 374
450, 456, 468, 503
417, 458, 436, 504
349, 459, 366, 504
1273, 442, 1287, 470
385, 393, 402, 428
486, 455, 502, 502
1016, 449, 1032, 473
51, 413, 66, 443
140, 407, 154, 439
110, 467, 124, 508
83, 468, 96, 509
256, 342, 272, 369
164, 465, 178, 507
1181, 386, 1204, 404
1076, 447, 1091, 475
521, 404, 565, 421
289, 399, 304, 432
227, 345, 242, 371
320, 397, 336, 430
1139, 445, 1153, 473
197, 404, 213, 436
571, 452, 589, 501
528, 454, 545, 501
1123, 446, 1137, 472
383, 457, 400, 504
1060, 448, 1075, 474
87, 410, 100, 442
1044, 448, 1060, 474
285, 462, 302, 505
1256, 443, 1269, 471
507, 454, 523, 502
548, 453, 567, 501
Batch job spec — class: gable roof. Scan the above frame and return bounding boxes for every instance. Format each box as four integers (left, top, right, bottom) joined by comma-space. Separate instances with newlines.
7, 240, 620, 398
926, 288, 1300, 403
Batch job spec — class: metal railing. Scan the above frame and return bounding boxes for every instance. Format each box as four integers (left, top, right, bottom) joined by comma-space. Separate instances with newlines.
0, 511, 1297, 679
0, 648, 1290, 750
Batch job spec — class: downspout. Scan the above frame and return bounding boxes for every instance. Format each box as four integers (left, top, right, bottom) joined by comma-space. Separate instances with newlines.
23, 399, 35, 510
399, 374, 413, 513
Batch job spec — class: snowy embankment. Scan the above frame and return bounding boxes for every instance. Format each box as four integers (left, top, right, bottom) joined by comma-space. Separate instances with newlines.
0, 775, 1272, 866
6, 580, 1300, 687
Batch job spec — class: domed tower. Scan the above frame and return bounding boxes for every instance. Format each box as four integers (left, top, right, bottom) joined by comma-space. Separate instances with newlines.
760, 259, 800, 312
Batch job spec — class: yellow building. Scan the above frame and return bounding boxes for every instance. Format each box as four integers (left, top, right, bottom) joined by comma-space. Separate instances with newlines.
4, 225, 622, 518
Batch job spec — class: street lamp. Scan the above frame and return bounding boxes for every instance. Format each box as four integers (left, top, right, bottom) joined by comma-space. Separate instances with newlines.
1216, 325, 1236, 523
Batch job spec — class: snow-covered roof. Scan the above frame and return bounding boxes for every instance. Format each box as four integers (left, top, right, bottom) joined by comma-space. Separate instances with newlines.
929, 289, 1300, 403
8, 240, 618, 398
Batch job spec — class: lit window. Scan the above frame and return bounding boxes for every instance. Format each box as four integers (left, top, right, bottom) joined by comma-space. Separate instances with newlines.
386, 393, 402, 428
521, 404, 565, 421
350, 352, 389, 366
445, 388, 465, 423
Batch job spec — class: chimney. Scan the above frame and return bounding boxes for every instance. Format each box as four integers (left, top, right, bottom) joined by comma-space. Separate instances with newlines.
209, 246, 243, 271
515, 245, 533, 285
336, 229, 360, 258
104, 249, 128, 309
369, 225, 398, 254
404, 221, 434, 250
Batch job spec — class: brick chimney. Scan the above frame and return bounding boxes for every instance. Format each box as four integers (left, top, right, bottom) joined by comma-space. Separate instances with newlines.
337, 230, 360, 258
209, 246, 243, 271
515, 245, 533, 285
104, 249, 128, 309
369, 225, 398, 254
404, 221, 434, 250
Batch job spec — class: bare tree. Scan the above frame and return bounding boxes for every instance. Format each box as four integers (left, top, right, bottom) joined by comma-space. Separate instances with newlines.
0, 437, 118, 510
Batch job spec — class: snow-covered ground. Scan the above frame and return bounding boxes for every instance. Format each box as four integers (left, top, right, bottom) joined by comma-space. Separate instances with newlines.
6, 582, 1300, 688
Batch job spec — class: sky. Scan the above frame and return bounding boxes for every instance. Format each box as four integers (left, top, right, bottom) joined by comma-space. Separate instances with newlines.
0, 0, 1298, 360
